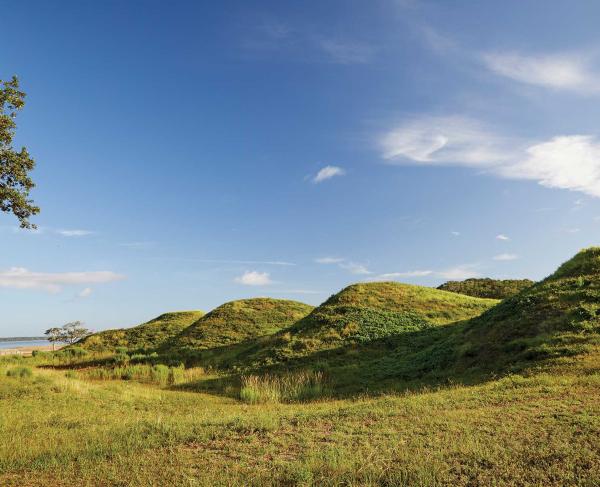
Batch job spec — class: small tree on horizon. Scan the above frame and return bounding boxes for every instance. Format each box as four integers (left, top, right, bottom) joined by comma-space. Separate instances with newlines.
62, 321, 91, 345
44, 322, 91, 349
44, 327, 63, 351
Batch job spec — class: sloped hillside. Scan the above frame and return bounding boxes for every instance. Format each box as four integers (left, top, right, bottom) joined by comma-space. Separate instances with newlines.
225, 282, 498, 367
437, 278, 534, 299
163, 298, 313, 352
78, 311, 204, 352
204, 251, 600, 392
456, 247, 600, 371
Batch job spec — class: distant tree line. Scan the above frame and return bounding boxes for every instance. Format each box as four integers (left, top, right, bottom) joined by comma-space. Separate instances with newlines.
437, 278, 534, 300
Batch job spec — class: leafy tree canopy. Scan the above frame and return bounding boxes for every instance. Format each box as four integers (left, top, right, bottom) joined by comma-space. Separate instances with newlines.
45, 322, 91, 345
1, 76, 39, 228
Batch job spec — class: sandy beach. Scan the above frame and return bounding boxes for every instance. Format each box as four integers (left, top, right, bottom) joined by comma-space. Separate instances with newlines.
0, 344, 62, 356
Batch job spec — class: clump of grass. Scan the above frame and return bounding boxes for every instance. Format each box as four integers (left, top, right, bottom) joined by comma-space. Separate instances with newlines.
81, 364, 204, 387
6, 366, 33, 378
240, 370, 326, 404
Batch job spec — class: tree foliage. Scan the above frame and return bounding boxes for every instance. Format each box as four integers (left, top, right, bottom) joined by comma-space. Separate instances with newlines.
45, 322, 91, 346
0, 76, 39, 228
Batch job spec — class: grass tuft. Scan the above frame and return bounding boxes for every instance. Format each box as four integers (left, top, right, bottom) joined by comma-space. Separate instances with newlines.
240, 370, 326, 404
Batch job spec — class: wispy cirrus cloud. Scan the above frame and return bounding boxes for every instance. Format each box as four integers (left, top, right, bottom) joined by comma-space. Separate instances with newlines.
378, 270, 433, 279
57, 229, 94, 237
0, 268, 125, 293
77, 287, 93, 298
244, 18, 375, 65
339, 262, 372, 275
312, 165, 346, 183
374, 265, 480, 281
493, 253, 518, 261
119, 241, 156, 249
483, 51, 600, 94
234, 271, 273, 286
317, 39, 375, 64
380, 115, 600, 198
199, 259, 295, 266
315, 256, 371, 275
496, 234, 510, 241
314, 257, 344, 264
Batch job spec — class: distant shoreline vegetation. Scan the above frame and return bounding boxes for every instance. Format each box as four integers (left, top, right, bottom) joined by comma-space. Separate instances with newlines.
0, 337, 47, 342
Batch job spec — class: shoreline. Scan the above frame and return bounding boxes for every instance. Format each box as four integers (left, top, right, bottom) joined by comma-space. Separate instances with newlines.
0, 344, 63, 356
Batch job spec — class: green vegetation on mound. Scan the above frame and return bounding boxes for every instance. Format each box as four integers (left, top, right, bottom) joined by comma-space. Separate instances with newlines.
437, 278, 534, 299
196, 282, 498, 370
457, 247, 600, 370
163, 298, 313, 352
78, 311, 204, 352
187, 249, 600, 395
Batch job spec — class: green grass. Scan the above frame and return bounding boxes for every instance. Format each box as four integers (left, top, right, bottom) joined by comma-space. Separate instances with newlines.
0, 352, 598, 485
162, 298, 313, 353
438, 277, 535, 299
77, 311, 204, 352
202, 282, 498, 370
2, 248, 600, 485
5, 366, 32, 378
240, 371, 326, 404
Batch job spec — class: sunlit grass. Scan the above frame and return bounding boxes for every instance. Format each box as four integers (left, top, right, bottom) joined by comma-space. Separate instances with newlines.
240, 370, 326, 404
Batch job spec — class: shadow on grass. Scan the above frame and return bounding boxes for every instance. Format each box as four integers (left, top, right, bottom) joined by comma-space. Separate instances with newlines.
169, 321, 498, 401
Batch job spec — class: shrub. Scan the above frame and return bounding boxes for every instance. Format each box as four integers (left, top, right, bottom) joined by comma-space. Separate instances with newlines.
6, 366, 33, 378
111, 353, 129, 365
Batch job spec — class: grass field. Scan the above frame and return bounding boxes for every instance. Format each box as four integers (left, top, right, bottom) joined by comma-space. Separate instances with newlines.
2, 249, 600, 485
0, 348, 598, 486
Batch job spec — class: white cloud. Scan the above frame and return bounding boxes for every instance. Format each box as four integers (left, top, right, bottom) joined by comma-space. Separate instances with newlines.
315, 257, 344, 264
564, 227, 581, 234
197, 259, 295, 266
375, 266, 480, 281
339, 262, 372, 275
451, 231, 460, 236
483, 51, 600, 94
0, 268, 125, 293
315, 257, 371, 275
234, 271, 272, 286
78, 287, 93, 298
58, 229, 94, 237
381, 115, 600, 198
379, 270, 433, 279
493, 253, 518, 261
437, 266, 481, 280
380, 116, 515, 166
119, 241, 156, 249
313, 165, 346, 183
317, 39, 374, 64
496, 234, 510, 241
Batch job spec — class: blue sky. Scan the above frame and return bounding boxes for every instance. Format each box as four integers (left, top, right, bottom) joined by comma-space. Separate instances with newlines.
2, 0, 600, 335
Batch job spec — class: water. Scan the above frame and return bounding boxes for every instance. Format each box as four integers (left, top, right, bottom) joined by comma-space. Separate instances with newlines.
0, 339, 51, 349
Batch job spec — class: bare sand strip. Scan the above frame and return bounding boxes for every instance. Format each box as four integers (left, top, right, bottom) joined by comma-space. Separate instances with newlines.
0, 345, 63, 356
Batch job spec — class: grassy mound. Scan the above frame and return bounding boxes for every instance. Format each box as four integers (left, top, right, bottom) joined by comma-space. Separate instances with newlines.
213, 282, 498, 369
200, 250, 600, 393
163, 298, 313, 353
78, 311, 204, 352
456, 247, 600, 371
437, 278, 534, 299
